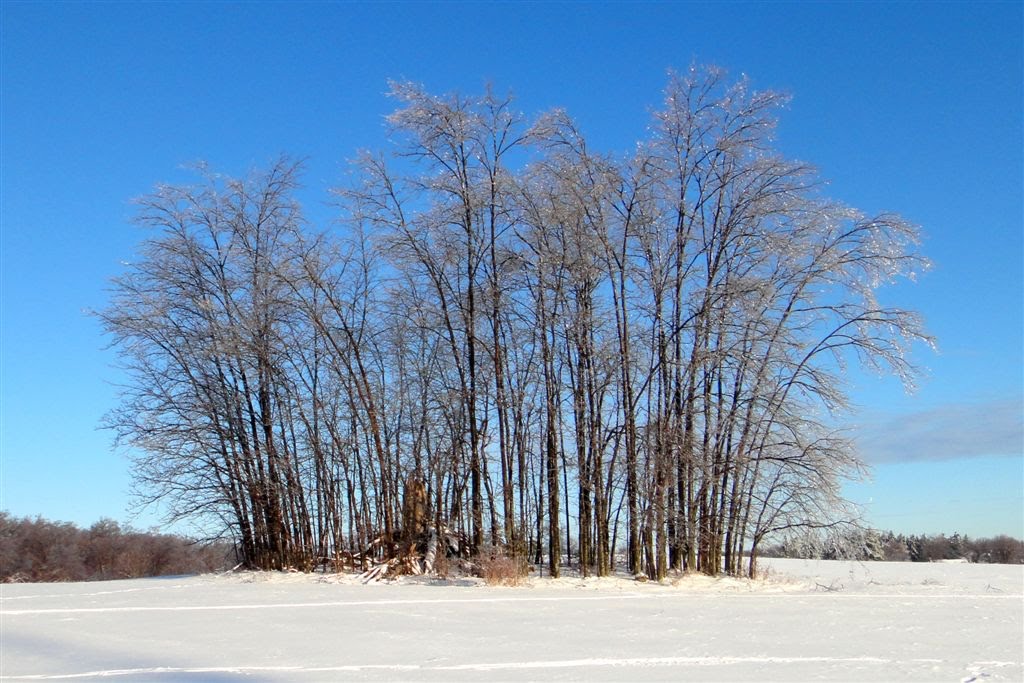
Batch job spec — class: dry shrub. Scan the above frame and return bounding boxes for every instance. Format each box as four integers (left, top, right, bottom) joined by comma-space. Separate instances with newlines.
431, 545, 450, 579
475, 545, 527, 586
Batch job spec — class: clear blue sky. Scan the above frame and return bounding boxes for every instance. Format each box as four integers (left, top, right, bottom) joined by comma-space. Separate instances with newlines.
2, 1, 1021, 539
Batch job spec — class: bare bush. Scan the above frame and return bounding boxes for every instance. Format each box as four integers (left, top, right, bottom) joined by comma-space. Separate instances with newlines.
429, 542, 451, 579
475, 545, 528, 586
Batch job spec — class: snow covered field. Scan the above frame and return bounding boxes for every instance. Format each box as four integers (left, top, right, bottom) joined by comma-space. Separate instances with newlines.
2, 558, 1021, 681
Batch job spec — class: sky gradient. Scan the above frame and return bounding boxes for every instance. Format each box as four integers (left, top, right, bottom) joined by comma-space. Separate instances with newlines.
2, 1, 1021, 539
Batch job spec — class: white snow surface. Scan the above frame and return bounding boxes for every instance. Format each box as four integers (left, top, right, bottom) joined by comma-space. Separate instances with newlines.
2, 558, 1021, 682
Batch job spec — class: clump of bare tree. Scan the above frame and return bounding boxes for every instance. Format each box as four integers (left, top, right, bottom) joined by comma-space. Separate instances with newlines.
100, 67, 930, 578
0, 512, 233, 582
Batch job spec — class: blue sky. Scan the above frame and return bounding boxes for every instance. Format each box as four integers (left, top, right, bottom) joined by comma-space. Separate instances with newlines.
2, 1, 1021, 538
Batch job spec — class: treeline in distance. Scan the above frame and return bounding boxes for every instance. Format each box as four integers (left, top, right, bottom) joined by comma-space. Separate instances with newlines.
761, 528, 1024, 564
0, 512, 233, 582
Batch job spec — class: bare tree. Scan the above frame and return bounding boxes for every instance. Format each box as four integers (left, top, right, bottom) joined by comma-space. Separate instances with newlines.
102, 68, 929, 578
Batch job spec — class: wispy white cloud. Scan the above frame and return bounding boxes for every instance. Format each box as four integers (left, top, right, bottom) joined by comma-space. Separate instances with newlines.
851, 397, 1023, 463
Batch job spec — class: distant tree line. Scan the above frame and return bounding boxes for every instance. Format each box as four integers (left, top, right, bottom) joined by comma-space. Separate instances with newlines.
761, 528, 1024, 564
0, 512, 233, 582
100, 67, 929, 578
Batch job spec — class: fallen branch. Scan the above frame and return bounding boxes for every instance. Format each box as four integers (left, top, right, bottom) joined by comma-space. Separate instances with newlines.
814, 579, 844, 592
359, 557, 400, 584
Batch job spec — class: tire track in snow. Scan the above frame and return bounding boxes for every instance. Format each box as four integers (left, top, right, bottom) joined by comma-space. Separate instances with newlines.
4, 591, 1021, 616
4, 657, 1021, 680
3, 592, 650, 615
1, 584, 192, 602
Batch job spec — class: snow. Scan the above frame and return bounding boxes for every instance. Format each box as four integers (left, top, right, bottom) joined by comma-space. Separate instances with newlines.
2, 559, 1021, 681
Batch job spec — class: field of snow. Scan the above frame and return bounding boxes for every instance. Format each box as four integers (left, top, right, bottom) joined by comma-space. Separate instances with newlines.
2, 558, 1021, 681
